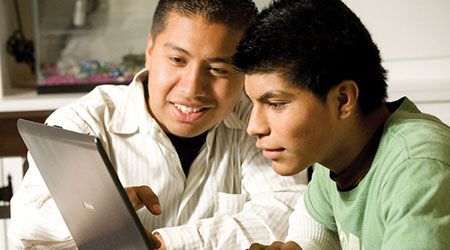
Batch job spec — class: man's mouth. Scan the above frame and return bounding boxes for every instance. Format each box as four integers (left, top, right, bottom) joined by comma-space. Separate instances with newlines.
174, 103, 207, 114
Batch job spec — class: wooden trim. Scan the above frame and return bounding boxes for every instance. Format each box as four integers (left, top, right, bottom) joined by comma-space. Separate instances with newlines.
0, 110, 54, 157
0, 205, 10, 219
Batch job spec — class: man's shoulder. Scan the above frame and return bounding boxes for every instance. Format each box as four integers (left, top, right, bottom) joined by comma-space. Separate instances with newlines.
231, 93, 253, 124
46, 84, 131, 131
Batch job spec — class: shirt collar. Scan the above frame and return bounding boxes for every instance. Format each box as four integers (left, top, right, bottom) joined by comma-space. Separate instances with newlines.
107, 69, 152, 134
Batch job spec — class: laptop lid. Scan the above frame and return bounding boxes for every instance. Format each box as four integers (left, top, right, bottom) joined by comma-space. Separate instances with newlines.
17, 119, 155, 250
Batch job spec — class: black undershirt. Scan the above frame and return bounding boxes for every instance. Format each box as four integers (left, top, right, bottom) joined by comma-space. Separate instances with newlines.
141, 73, 208, 177
166, 132, 208, 177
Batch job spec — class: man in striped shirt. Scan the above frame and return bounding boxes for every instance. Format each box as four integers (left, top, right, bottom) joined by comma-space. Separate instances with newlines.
8, 1, 314, 249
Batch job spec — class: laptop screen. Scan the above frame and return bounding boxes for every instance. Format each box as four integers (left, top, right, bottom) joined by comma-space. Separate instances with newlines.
17, 119, 154, 250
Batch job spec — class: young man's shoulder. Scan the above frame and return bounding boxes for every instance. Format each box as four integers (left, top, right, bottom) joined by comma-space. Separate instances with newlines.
380, 97, 450, 164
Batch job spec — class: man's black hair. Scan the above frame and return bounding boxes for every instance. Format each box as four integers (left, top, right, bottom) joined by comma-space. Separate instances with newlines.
151, 0, 258, 40
233, 0, 388, 115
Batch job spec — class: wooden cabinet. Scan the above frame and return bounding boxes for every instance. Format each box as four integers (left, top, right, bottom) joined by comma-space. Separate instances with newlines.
0, 110, 53, 219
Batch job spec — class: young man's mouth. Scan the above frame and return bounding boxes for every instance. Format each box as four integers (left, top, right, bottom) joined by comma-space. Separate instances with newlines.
257, 145, 285, 160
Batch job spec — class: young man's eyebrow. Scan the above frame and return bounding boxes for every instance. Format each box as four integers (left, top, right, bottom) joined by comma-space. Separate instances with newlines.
207, 57, 233, 64
256, 90, 294, 102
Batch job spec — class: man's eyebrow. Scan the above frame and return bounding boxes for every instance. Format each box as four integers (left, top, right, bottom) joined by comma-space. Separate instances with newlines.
256, 90, 294, 102
164, 43, 190, 56
163, 43, 232, 64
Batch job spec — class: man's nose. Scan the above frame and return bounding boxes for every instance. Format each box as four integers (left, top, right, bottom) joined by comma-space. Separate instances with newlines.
179, 65, 207, 97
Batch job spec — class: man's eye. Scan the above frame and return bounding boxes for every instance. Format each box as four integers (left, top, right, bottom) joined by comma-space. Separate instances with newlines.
269, 102, 286, 109
169, 57, 185, 64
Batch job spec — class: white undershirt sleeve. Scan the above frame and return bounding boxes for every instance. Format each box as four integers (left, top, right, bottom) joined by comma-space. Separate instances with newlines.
285, 194, 342, 250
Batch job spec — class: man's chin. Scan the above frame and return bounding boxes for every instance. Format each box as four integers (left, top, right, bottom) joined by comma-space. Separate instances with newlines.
165, 124, 209, 138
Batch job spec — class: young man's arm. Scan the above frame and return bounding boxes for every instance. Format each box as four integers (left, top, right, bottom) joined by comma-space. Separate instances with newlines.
380, 158, 450, 249
285, 194, 341, 250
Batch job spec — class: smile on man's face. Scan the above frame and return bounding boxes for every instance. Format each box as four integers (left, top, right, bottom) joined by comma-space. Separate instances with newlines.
245, 73, 336, 176
145, 12, 244, 138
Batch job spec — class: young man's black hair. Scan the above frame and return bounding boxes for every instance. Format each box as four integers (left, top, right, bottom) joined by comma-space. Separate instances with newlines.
233, 0, 387, 115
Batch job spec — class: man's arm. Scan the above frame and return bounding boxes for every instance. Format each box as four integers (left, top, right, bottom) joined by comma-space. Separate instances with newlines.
154, 148, 309, 250
245, 193, 342, 250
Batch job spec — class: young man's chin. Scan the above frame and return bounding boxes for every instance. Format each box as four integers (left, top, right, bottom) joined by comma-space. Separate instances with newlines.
272, 162, 303, 176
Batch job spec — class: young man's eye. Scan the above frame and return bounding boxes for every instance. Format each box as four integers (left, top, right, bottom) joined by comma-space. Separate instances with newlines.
209, 67, 229, 76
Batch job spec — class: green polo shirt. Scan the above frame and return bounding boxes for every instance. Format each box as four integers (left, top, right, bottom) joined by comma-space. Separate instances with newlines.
305, 97, 450, 250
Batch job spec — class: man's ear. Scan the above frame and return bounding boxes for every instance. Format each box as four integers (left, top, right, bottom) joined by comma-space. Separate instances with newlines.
332, 80, 359, 120
145, 34, 154, 70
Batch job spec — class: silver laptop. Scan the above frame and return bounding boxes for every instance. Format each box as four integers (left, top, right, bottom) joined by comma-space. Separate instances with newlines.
17, 119, 155, 250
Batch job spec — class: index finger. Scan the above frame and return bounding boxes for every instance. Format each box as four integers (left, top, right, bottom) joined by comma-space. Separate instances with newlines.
248, 243, 268, 250
135, 185, 162, 215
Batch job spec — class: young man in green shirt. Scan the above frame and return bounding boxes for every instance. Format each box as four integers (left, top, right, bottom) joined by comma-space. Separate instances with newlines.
233, 0, 450, 249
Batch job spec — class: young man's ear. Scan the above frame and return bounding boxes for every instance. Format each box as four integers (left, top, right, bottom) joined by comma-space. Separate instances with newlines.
145, 34, 154, 69
332, 80, 359, 120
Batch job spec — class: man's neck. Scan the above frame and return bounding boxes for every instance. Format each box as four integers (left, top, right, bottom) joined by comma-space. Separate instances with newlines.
166, 131, 208, 177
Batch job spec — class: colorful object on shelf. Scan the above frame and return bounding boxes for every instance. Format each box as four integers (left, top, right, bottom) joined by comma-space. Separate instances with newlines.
38, 54, 145, 86
33, 0, 153, 93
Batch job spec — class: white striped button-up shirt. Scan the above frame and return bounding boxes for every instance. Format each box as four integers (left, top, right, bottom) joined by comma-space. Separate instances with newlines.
8, 70, 308, 250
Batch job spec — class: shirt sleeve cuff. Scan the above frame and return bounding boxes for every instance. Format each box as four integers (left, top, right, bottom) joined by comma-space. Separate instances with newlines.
154, 225, 203, 250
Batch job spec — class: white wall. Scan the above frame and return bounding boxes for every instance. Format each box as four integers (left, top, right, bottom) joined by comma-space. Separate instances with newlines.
343, 0, 450, 61
342, 0, 450, 125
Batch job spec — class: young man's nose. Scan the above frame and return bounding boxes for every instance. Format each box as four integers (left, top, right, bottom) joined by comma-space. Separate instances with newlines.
247, 106, 269, 137
178, 66, 207, 97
